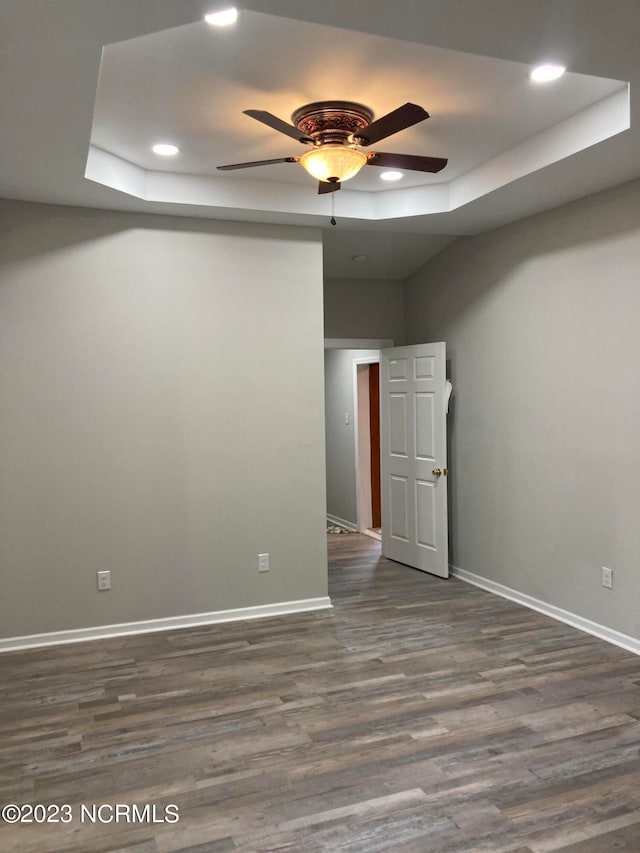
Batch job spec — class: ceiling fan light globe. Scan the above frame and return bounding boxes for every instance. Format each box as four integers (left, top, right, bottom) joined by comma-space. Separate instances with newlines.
299, 146, 367, 183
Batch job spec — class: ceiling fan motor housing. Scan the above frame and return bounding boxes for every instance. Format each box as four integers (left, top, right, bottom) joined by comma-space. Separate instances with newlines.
218, 101, 446, 189
292, 101, 374, 146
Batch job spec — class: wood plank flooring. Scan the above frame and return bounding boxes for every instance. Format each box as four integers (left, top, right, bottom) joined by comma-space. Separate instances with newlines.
2, 534, 640, 851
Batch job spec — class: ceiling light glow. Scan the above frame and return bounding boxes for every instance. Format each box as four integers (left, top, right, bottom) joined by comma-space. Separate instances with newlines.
300, 146, 368, 183
380, 170, 403, 182
205, 7, 239, 26
152, 143, 179, 157
530, 64, 566, 83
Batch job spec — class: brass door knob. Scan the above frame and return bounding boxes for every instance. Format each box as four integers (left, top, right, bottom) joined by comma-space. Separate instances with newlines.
432, 468, 442, 477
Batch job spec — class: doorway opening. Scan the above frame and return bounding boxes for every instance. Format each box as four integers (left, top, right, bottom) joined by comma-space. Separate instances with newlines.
324, 340, 391, 538
355, 358, 381, 540
324, 339, 450, 578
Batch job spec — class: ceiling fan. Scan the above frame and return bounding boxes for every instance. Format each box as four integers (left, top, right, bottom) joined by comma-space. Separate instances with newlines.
217, 101, 448, 193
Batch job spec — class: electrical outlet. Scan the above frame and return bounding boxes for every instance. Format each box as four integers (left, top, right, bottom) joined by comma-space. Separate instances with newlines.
601, 566, 613, 589
258, 553, 269, 573
97, 570, 111, 591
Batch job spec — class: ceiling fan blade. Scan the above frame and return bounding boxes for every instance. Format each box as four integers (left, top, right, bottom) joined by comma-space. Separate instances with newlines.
366, 152, 448, 173
244, 110, 313, 144
318, 180, 341, 195
356, 103, 430, 146
217, 156, 298, 171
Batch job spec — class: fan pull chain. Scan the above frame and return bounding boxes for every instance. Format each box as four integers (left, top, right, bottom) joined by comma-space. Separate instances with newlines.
330, 192, 336, 226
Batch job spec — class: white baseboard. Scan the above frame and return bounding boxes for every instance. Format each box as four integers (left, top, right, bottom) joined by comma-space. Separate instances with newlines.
0, 597, 333, 654
451, 565, 640, 657
363, 529, 382, 541
326, 514, 358, 532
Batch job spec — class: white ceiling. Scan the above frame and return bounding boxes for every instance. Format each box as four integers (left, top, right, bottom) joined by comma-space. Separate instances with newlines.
91, 15, 622, 190
1, 1, 639, 279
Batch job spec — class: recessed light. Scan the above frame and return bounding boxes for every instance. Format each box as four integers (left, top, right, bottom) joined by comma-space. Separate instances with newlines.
152, 143, 179, 157
380, 171, 403, 182
205, 7, 239, 26
530, 64, 566, 83
351, 255, 368, 262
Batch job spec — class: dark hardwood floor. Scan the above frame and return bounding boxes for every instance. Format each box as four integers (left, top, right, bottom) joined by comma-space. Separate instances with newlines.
2, 534, 640, 852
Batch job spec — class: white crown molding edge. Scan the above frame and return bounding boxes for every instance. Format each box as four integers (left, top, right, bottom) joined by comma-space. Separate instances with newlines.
0, 597, 333, 654
451, 565, 640, 657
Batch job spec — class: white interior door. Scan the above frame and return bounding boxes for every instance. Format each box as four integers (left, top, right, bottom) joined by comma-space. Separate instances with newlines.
380, 342, 449, 578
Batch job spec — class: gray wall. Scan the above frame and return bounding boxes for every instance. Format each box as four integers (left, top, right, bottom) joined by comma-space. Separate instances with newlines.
324, 349, 379, 526
0, 200, 327, 639
405, 178, 640, 639
324, 277, 405, 343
